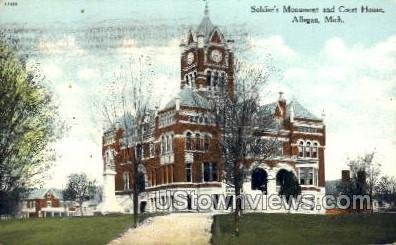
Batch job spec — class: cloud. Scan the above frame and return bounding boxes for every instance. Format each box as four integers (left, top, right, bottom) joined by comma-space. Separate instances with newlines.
38, 35, 86, 56
247, 35, 297, 60
252, 35, 396, 180
78, 68, 100, 81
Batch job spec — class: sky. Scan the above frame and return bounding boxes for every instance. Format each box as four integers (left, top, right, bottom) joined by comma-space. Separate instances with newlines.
0, 0, 395, 187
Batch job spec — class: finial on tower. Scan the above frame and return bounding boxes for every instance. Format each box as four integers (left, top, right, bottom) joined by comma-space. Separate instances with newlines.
204, 0, 209, 16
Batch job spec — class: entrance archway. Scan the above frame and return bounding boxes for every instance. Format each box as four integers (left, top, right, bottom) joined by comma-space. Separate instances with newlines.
251, 168, 268, 194
276, 169, 301, 198
140, 201, 147, 213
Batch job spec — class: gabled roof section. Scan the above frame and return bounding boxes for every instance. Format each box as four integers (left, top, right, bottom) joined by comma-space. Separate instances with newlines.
287, 100, 320, 121
25, 188, 63, 200
163, 88, 210, 111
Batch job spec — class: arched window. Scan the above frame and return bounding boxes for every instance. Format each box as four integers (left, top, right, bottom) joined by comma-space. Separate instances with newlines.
219, 72, 225, 87
312, 143, 318, 158
298, 141, 304, 157
189, 74, 193, 87
165, 135, 169, 153
213, 71, 218, 87
204, 134, 210, 152
185, 132, 192, 150
193, 72, 196, 87
170, 134, 174, 152
123, 172, 130, 190
161, 136, 165, 154
305, 142, 311, 158
195, 133, 201, 150
206, 70, 211, 86
185, 75, 189, 86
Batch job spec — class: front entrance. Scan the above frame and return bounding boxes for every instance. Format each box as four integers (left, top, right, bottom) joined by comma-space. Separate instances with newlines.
251, 168, 268, 194
140, 201, 147, 213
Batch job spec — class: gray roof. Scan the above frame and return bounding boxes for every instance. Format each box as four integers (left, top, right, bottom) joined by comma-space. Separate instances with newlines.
163, 88, 210, 110
287, 100, 320, 120
26, 188, 63, 200
257, 99, 320, 130
196, 16, 215, 38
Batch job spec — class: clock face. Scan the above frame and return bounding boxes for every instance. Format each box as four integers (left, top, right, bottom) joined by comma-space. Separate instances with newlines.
210, 49, 222, 63
186, 52, 194, 65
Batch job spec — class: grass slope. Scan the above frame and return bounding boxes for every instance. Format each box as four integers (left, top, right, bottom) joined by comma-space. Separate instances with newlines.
212, 213, 396, 244
0, 214, 150, 245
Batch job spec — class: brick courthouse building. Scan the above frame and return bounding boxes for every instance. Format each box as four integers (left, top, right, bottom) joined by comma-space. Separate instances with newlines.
102, 6, 326, 214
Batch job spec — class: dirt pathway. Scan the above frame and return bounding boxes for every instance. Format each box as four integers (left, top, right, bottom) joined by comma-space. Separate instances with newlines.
109, 213, 213, 245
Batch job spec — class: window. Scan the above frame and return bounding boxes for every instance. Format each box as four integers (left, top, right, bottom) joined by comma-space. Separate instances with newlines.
185, 162, 192, 182
193, 72, 196, 87
213, 71, 218, 87
185, 132, 192, 150
189, 74, 193, 87
123, 172, 130, 190
47, 200, 52, 207
219, 72, 225, 86
298, 141, 304, 157
305, 142, 311, 158
185, 75, 189, 86
161, 136, 165, 154
206, 70, 211, 86
165, 135, 169, 153
204, 134, 210, 152
203, 162, 217, 182
195, 133, 201, 150
149, 143, 154, 157
312, 143, 318, 158
299, 168, 313, 185
169, 135, 173, 152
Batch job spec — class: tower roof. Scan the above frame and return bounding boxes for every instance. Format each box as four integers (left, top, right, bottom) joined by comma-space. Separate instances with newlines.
163, 88, 210, 111
195, 2, 216, 41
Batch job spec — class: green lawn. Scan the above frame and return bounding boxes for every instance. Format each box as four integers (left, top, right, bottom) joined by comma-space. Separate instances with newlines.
0, 214, 154, 245
212, 213, 396, 245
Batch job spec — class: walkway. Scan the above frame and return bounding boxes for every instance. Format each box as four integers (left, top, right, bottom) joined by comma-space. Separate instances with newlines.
109, 213, 213, 245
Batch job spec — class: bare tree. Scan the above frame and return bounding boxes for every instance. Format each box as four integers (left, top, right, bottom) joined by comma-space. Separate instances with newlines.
98, 55, 156, 227
212, 59, 279, 236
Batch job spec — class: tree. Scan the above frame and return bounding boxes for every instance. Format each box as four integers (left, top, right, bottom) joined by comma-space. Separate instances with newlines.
0, 37, 63, 214
63, 173, 95, 216
375, 175, 396, 207
348, 152, 381, 199
277, 170, 301, 202
98, 55, 155, 227
212, 60, 279, 235
337, 152, 381, 211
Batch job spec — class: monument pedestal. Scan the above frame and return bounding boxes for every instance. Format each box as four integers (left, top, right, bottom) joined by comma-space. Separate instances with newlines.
97, 168, 124, 214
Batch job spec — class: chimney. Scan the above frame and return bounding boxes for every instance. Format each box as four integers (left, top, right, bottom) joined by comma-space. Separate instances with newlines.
290, 101, 294, 123
227, 39, 234, 50
115, 121, 121, 130
321, 109, 326, 122
341, 170, 350, 183
175, 97, 180, 111
278, 92, 286, 118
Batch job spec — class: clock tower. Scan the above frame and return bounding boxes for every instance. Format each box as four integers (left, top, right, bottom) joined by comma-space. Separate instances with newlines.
179, 3, 234, 97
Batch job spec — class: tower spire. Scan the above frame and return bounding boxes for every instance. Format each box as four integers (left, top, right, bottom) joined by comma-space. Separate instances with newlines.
204, 0, 209, 16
